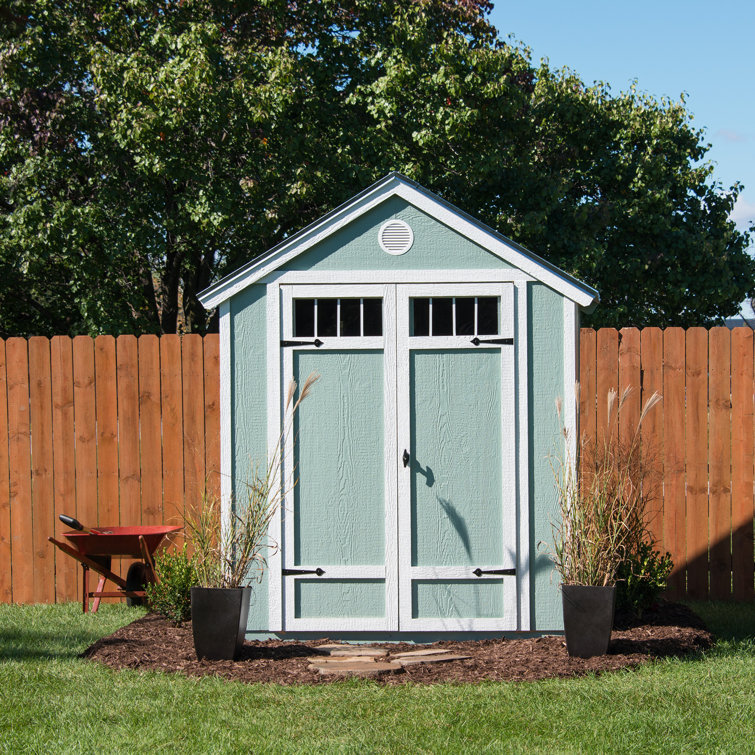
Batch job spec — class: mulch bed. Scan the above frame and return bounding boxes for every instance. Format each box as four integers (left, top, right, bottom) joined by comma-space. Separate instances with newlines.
82, 601, 713, 685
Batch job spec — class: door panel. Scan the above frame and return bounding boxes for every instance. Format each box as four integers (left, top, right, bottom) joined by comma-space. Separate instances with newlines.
412, 579, 505, 619
294, 349, 385, 566
410, 348, 503, 567
295, 579, 385, 619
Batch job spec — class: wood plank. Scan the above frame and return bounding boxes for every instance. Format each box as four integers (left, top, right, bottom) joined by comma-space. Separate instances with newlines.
94, 336, 119, 526
578, 328, 596, 488
203, 334, 221, 501
50, 337, 77, 603
731, 328, 754, 601
685, 327, 709, 600
595, 329, 619, 447
138, 336, 163, 525
7, 338, 34, 604
0, 341, 11, 603
182, 334, 206, 510
94, 336, 120, 595
116, 336, 141, 526
663, 328, 686, 598
160, 335, 184, 530
29, 337, 55, 603
708, 328, 732, 599
117, 336, 141, 584
72, 337, 97, 603
618, 328, 641, 449
639, 328, 664, 550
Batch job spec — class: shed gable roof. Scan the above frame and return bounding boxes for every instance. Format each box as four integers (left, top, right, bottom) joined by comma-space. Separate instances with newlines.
198, 173, 599, 310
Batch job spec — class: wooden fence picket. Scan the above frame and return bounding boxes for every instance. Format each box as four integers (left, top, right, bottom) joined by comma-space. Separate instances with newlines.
0, 341, 11, 603
731, 328, 754, 600
51, 336, 76, 602
29, 337, 55, 603
708, 328, 732, 600
662, 328, 686, 597
7, 338, 33, 604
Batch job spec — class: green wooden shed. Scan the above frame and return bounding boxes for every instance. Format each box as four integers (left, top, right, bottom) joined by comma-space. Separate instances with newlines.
199, 173, 599, 639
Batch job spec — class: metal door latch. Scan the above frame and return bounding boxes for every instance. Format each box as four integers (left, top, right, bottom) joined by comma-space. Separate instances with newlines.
472, 568, 516, 577
402, 449, 410, 468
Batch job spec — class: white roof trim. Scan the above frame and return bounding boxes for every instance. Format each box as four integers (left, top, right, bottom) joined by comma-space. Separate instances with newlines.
199, 174, 599, 310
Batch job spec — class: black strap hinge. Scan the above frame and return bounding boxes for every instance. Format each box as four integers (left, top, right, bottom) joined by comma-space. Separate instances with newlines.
470, 337, 514, 346
282, 568, 325, 576
280, 339, 323, 348
472, 568, 516, 577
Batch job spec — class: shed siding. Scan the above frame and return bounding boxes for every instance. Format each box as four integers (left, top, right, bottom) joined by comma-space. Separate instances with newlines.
286, 196, 514, 272
230, 283, 269, 629
528, 283, 565, 630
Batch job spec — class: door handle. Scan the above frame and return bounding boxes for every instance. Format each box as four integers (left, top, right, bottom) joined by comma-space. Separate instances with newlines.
402, 449, 410, 468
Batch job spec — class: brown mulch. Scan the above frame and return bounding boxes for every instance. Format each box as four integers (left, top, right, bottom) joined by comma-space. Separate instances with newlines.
82, 601, 713, 685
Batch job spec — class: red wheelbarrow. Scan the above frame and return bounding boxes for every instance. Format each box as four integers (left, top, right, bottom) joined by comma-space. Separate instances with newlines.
49, 515, 181, 612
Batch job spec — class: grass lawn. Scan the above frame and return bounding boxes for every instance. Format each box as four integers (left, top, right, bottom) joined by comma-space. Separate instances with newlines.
1, 601, 754, 754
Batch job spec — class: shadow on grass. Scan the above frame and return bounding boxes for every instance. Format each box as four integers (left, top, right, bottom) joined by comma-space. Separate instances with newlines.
684, 601, 755, 644
0, 603, 145, 661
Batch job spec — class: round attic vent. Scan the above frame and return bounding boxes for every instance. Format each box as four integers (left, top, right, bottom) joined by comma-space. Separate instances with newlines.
378, 219, 414, 255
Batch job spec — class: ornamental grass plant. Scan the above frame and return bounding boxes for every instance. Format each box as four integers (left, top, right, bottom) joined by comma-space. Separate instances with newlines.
185, 374, 317, 589
551, 386, 663, 588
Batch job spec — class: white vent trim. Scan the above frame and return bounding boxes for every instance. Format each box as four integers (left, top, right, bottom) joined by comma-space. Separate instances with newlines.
378, 219, 414, 255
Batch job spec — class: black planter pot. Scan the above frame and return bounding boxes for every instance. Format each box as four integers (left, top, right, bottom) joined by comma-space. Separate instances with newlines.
561, 584, 616, 659
190, 586, 252, 661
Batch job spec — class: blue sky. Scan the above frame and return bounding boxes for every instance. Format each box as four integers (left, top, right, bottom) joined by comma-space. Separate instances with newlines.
488, 1, 755, 238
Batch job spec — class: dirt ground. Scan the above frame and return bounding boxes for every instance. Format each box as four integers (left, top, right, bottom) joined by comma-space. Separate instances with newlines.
83, 601, 713, 685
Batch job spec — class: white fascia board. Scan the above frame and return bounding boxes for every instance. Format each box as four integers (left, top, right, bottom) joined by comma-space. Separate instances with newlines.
199, 174, 599, 311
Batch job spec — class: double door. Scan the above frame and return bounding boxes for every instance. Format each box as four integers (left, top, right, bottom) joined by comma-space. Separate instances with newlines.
274, 282, 521, 632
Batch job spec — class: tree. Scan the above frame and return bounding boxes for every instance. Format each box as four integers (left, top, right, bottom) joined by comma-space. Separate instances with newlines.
1, 0, 751, 335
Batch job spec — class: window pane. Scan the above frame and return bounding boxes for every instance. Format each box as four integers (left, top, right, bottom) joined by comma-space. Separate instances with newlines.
363, 298, 383, 336
455, 297, 475, 335
477, 297, 498, 335
412, 298, 430, 336
431, 297, 453, 336
294, 299, 315, 337
340, 298, 361, 337
317, 299, 337, 337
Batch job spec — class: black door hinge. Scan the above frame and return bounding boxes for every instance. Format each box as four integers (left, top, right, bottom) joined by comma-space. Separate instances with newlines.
280, 339, 323, 348
470, 337, 514, 346
472, 568, 516, 577
282, 568, 325, 576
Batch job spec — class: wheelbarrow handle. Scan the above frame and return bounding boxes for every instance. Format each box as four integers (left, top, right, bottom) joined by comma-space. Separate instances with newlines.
58, 514, 109, 534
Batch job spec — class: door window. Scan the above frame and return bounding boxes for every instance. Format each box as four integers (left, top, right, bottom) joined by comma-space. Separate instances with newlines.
410, 297, 499, 336
294, 298, 383, 338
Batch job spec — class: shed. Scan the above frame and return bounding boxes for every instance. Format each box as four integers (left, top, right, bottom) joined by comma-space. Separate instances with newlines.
199, 173, 599, 639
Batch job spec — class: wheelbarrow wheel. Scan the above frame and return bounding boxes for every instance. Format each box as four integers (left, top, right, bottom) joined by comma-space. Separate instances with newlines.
126, 562, 148, 606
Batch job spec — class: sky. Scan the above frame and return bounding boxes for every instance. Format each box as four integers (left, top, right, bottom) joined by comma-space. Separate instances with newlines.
488, 1, 755, 238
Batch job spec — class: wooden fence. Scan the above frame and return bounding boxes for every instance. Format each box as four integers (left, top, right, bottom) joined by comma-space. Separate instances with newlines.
0, 335, 219, 605
580, 327, 754, 602
1, 328, 753, 604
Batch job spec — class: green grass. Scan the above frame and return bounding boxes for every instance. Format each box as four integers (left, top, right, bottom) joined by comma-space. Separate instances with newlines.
2, 602, 755, 754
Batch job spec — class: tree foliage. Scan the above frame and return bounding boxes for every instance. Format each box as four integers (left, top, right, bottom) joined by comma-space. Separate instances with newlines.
1, 0, 751, 335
